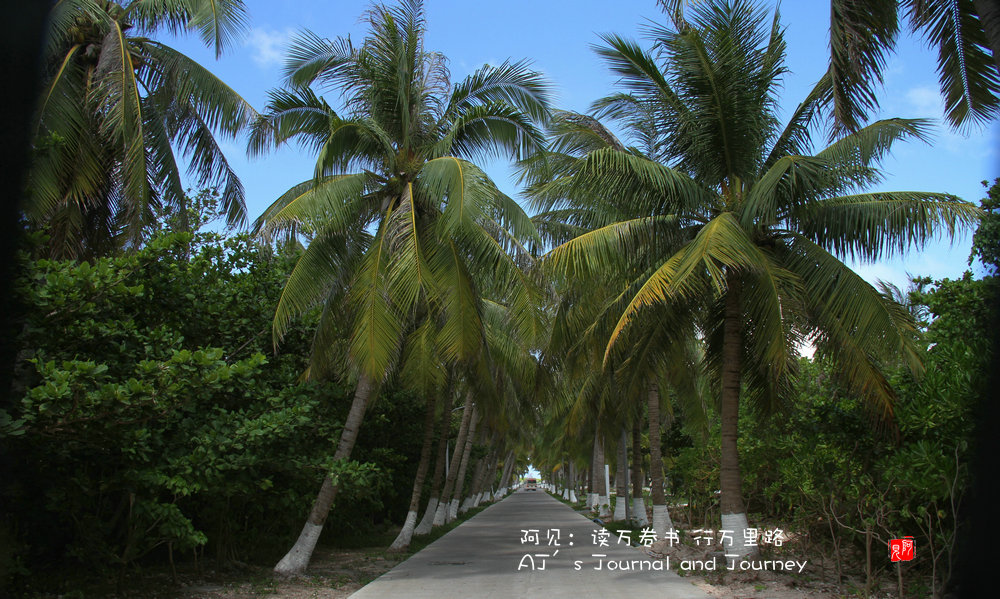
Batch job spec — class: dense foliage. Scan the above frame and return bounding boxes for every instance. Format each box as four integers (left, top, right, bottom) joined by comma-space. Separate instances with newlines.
665, 180, 998, 595
7, 0, 995, 595
0, 201, 425, 592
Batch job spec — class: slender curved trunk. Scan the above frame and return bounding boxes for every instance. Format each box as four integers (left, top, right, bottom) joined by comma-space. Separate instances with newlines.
477, 445, 499, 504
414, 390, 453, 535
561, 460, 570, 500
274, 374, 373, 576
389, 392, 438, 550
448, 417, 479, 521
586, 448, 596, 509
497, 450, 515, 497
593, 431, 611, 518
720, 280, 755, 559
648, 382, 674, 538
568, 461, 578, 503
631, 417, 649, 527
974, 0, 1000, 75
495, 453, 510, 499
613, 428, 628, 521
434, 397, 474, 525
462, 433, 495, 512
479, 449, 502, 504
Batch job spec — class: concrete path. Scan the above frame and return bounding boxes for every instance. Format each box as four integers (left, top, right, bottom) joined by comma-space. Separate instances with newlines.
349, 490, 710, 598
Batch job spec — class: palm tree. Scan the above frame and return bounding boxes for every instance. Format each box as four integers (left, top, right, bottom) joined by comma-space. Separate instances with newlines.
533, 0, 980, 559
250, 0, 548, 574
28, 0, 256, 258
525, 109, 708, 536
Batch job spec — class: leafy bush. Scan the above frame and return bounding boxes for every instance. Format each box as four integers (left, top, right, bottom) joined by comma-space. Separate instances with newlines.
1, 206, 423, 591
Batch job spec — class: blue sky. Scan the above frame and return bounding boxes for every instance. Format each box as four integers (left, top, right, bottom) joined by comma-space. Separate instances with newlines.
164, 0, 999, 290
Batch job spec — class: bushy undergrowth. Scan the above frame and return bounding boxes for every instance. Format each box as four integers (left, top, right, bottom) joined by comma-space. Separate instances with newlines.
0, 204, 423, 593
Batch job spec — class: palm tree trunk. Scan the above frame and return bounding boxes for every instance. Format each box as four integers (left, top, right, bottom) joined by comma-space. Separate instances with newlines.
434, 397, 474, 525
593, 431, 611, 518
274, 374, 373, 575
648, 382, 674, 538
613, 427, 628, 521
414, 390, 453, 535
587, 445, 596, 509
389, 392, 438, 550
974, 0, 1000, 75
474, 443, 499, 506
476, 449, 501, 505
462, 433, 494, 512
720, 281, 754, 559
497, 450, 515, 497
565, 459, 571, 498
568, 461, 578, 503
495, 453, 510, 499
631, 417, 649, 527
448, 415, 479, 521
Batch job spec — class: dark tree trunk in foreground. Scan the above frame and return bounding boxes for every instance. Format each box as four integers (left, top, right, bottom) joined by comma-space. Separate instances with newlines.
274, 374, 373, 575
389, 392, 438, 550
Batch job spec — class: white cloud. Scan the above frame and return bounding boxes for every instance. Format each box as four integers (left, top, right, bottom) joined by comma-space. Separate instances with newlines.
246, 28, 294, 69
904, 85, 943, 116
898, 85, 991, 157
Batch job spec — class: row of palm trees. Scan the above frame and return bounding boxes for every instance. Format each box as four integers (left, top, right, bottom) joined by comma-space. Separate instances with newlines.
244, 0, 550, 573
26, 0, 992, 577
521, 0, 979, 559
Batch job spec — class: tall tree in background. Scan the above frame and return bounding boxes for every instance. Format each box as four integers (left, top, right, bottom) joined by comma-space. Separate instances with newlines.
250, 0, 548, 575
534, 0, 981, 559
27, 0, 256, 258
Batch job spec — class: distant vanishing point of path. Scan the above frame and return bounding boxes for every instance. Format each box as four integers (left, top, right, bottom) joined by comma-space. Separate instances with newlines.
349, 491, 710, 598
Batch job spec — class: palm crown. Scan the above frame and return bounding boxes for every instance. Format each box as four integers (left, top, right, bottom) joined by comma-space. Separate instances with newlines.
254, 0, 551, 574
28, 0, 256, 258
251, 0, 550, 386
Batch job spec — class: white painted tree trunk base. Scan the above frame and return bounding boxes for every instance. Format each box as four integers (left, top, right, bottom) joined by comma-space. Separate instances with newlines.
459, 496, 472, 513
569, 490, 577, 503
274, 521, 323, 576
432, 500, 448, 526
632, 498, 649, 527
587, 493, 598, 511
652, 504, 674, 539
561, 489, 569, 500
414, 498, 438, 535
722, 512, 757, 561
612, 496, 627, 521
598, 494, 612, 519
389, 510, 418, 550
447, 498, 460, 521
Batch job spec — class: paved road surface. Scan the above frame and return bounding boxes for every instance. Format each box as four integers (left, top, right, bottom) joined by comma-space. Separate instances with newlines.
349, 490, 710, 598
